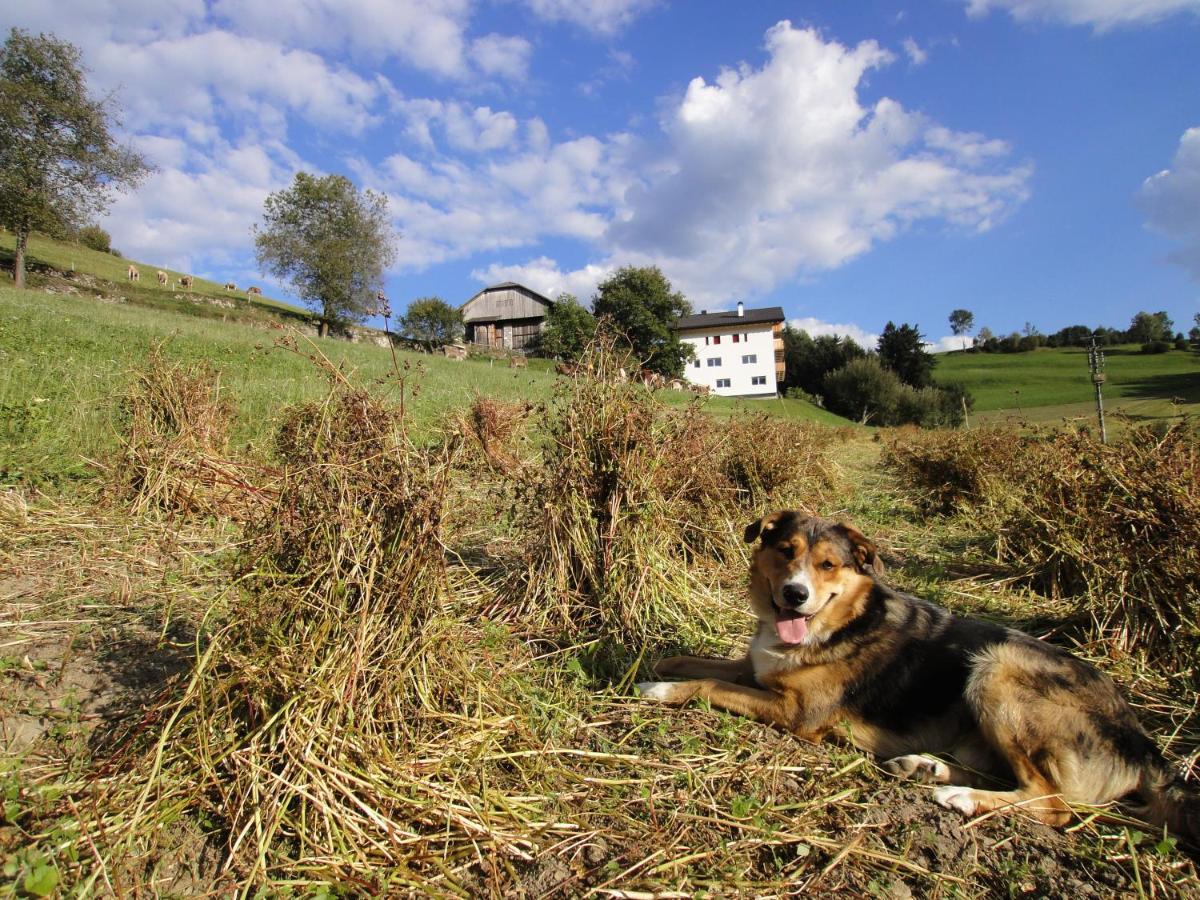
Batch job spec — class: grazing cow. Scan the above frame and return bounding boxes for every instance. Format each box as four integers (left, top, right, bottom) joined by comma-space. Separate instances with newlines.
667, 378, 686, 391
178, 275, 193, 291
639, 368, 664, 389
442, 343, 468, 361
224, 281, 236, 292
555, 361, 579, 377
126, 265, 140, 282
508, 355, 528, 369
691, 383, 711, 396
247, 286, 263, 298
156, 270, 168, 286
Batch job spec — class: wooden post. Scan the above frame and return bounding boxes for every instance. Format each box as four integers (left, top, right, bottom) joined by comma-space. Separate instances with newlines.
1088, 337, 1107, 445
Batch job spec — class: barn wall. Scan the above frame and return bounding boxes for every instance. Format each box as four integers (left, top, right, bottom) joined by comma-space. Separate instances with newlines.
462, 287, 549, 322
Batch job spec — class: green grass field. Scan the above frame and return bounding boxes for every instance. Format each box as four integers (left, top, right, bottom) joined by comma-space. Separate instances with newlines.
0, 285, 844, 486
937, 344, 1200, 423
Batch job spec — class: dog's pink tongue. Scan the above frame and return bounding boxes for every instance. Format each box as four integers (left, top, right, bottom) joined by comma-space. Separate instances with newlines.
775, 609, 808, 645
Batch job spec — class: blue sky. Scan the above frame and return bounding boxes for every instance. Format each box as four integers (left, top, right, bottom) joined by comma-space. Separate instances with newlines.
5, 0, 1199, 349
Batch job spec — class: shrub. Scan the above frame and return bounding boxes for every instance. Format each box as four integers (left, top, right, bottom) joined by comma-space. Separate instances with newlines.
1140, 340, 1171, 354
77, 224, 111, 253
823, 357, 905, 425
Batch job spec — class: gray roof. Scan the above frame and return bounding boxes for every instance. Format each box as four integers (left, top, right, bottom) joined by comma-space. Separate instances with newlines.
675, 306, 785, 331
469, 281, 554, 307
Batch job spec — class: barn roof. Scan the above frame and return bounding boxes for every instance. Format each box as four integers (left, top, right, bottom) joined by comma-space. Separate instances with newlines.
675, 306, 785, 330
462, 282, 554, 309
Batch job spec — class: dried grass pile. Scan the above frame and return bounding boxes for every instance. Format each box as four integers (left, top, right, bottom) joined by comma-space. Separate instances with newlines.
117, 347, 263, 517
885, 423, 1200, 668
718, 413, 842, 512
991, 425, 1200, 667
74, 376, 546, 890
881, 426, 1030, 515
454, 394, 531, 476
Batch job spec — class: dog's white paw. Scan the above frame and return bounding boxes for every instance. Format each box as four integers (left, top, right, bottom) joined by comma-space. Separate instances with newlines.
635, 681, 678, 701
934, 785, 978, 816
883, 754, 950, 783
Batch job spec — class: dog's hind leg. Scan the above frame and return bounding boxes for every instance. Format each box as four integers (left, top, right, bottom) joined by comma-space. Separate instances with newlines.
883, 755, 960, 784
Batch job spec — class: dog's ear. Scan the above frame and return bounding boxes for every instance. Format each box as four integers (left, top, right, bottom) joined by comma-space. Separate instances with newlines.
840, 523, 884, 576
744, 512, 782, 544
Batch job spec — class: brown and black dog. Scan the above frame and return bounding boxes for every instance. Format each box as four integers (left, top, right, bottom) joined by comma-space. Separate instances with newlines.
638, 511, 1198, 839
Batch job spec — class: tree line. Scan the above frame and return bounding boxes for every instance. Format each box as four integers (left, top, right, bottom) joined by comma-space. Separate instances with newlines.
948, 308, 1198, 355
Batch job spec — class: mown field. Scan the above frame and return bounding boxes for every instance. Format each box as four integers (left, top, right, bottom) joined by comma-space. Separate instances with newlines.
1, 258, 1198, 896
937, 344, 1200, 424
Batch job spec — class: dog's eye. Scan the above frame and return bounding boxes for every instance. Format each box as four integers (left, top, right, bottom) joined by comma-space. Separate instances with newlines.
820, 560, 836, 570
779, 545, 795, 560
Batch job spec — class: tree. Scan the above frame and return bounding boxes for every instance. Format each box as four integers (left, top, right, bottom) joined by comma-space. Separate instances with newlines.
781, 326, 864, 396
535, 293, 595, 361
591, 266, 693, 377
0, 29, 150, 289
254, 172, 396, 336
400, 296, 462, 351
877, 321, 936, 388
1190, 314, 1200, 351
948, 309, 975, 350
77, 224, 112, 254
1127, 310, 1174, 345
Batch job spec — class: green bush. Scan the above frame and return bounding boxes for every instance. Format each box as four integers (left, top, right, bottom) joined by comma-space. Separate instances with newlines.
77, 224, 111, 254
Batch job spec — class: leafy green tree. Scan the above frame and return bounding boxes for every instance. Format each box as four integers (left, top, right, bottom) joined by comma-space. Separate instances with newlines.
1127, 310, 1174, 344
877, 321, 936, 388
592, 266, 693, 377
0, 28, 150, 289
948, 309, 974, 349
1189, 314, 1200, 351
254, 172, 396, 336
535, 293, 595, 361
400, 296, 462, 351
781, 326, 864, 395
822, 357, 905, 425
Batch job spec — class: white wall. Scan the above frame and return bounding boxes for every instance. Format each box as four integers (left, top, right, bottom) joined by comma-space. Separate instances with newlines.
680, 323, 777, 396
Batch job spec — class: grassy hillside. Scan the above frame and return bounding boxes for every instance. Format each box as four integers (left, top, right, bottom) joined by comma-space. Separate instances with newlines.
936, 344, 1200, 424
0, 285, 846, 486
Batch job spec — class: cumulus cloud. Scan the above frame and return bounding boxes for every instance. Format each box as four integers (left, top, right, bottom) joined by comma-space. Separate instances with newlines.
787, 317, 879, 351
964, 0, 1200, 29
1139, 127, 1200, 280
902, 37, 929, 65
520, 0, 659, 35
601, 22, 1030, 304
102, 139, 303, 276
471, 257, 614, 300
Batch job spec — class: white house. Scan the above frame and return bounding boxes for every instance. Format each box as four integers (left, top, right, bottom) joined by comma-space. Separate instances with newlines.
675, 303, 785, 397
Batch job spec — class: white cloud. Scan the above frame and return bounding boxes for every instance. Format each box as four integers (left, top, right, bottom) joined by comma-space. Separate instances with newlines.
471, 257, 614, 300
602, 22, 1030, 304
964, 0, 1200, 29
902, 37, 929, 65
91, 31, 388, 137
392, 100, 521, 152
102, 139, 302, 275
470, 33, 533, 81
1139, 127, 1200, 280
520, 0, 659, 34
788, 318, 879, 352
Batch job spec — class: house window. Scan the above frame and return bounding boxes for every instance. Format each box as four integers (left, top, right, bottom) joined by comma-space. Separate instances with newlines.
712, 335, 721, 345
704, 335, 710, 345
693, 359, 700, 368
752, 375, 767, 386
715, 378, 731, 388
744, 333, 749, 342
732, 334, 740, 343
742, 354, 757, 364
706, 358, 721, 367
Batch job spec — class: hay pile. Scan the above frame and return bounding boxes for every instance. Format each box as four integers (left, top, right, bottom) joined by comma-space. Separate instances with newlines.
884, 423, 1200, 669
117, 348, 264, 517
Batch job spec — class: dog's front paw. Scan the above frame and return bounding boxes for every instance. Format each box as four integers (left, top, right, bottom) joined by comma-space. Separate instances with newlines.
883, 754, 951, 784
933, 785, 978, 816
636, 681, 689, 703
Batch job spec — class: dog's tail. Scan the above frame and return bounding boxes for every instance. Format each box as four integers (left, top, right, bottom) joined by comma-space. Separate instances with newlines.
1137, 760, 1200, 848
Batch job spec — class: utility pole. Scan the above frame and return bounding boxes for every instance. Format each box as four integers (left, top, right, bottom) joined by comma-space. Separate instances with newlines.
1087, 336, 1107, 445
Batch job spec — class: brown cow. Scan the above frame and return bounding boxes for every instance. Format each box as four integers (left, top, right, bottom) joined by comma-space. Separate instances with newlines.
508, 355, 528, 368
555, 361, 579, 376
156, 270, 168, 286
178, 275, 193, 291
247, 286, 263, 298
224, 281, 236, 291
126, 265, 140, 282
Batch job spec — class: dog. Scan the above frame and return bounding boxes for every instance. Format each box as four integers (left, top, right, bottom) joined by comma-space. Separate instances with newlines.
638, 511, 1198, 840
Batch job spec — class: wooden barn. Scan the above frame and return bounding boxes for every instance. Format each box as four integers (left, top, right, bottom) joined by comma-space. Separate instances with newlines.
460, 282, 554, 352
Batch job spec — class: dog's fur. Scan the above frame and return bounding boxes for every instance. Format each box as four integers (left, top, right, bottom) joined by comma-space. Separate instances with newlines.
639, 511, 1198, 839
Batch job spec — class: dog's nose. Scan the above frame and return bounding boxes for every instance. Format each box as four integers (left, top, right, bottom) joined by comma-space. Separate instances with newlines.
780, 583, 809, 608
